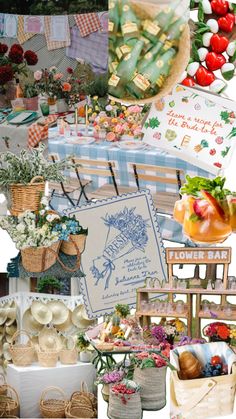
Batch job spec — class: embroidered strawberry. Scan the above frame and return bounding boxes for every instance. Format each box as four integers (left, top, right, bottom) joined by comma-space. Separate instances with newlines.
215, 136, 223, 144
211, 0, 229, 16
210, 148, 216, 155
210, 34, 229, 53
205, 52, 226, 71
218, 13, 235, 33
195, 66, 215, 86
181, 77, 195, 87
214, 162, 222, 168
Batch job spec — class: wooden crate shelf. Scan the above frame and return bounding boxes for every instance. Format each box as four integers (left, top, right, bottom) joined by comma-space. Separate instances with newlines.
136, 309, 189, 318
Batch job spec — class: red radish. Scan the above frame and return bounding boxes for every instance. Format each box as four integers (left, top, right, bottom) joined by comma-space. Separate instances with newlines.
205, 52, 226, 71
218, 13, 235, 32
201, 190, 225, 219
196, 66, 215, 86
210, 34, 229, 53
215, 136, 223, 144
209, 148, 216, 155
211, 0, 229, 16
209, 79, 227, 94
214, 162, 222, 168
211, 356, 222, 366
182, 77, 195, 87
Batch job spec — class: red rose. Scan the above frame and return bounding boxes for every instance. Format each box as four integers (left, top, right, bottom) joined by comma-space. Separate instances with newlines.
0, 64, 14, 85
67, 67, 73, 74
0, 43, 8, 54
24, 50, 38, 66
8, 50, 23, 64
9, 44, 24, 55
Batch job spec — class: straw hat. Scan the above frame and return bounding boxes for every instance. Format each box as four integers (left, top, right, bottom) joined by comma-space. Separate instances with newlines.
22, 308, 44, 333
47, 301, 69, 325
0, 309, 7, 326
56, 310, 73, 332
5, 325, 17, 336
38, 326, 62, 351
5, 301, 17, 326
3, 342, 11, 361
31, 301, 52, 325
71, 305, 95, 328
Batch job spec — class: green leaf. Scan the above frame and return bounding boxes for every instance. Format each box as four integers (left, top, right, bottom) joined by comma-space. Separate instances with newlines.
192, 42, 200, 62
189, 213, 202, 222
198, 1, 204, 22
227, 127, 236, 139
221, 146, 231, 158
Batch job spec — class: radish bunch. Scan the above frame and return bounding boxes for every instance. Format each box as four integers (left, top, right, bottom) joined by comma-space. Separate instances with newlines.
182, 0, 236, 93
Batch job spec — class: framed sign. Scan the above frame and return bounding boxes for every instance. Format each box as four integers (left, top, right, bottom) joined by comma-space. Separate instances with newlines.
166, 247, 231, 289
65, 190, 167, 318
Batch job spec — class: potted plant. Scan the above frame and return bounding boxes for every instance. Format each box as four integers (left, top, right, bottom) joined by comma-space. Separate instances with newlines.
23, 83, 39, 111
0, 144, 71, 215
52, 216, 88, 256
76, 332, 91, 363
36, 276, 62, 294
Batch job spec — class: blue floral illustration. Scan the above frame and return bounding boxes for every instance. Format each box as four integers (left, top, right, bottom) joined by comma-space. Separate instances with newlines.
91, 207, 149, 290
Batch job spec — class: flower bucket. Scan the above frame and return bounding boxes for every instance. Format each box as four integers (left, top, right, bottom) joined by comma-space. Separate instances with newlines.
21, 241, 61, 273
108, 389, 142, 419
23, 96, 38, 111
8, 176, 45, 216
61, 234, 87, 256
133, 366, 167, 410
101, 383, 110, 402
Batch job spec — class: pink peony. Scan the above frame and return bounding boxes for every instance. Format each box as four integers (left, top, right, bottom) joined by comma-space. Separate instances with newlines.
34, 70, 42, 81
106, 132, 116, 142
114, 124, 124, 134
54, 73, 64, 80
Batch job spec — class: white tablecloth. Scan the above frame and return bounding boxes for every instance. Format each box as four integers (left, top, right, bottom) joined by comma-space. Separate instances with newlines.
7, 361, 96, 418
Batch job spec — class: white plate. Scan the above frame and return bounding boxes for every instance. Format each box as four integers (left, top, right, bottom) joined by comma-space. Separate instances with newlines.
66, 136, 95, 145
117, 140, 146, 150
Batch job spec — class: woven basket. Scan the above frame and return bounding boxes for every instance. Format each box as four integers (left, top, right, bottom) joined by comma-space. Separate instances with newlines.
0, 385, 19, 417
65, 401, 95, 418
9, 330, 35, 367
9, 176, 45, 216
61, 234, 87, 256
171, 364, 236, 418
60, 348, 78, 365
109, 0, 190, 105
0, 373, 7, 396
108, 389, 142, 419
134, 366, 167, 410
101, 383, 110, 403
71, 382, 97, 410
40, 386, 68, 418
37, 349, 59, 367
21, 241, 61, 273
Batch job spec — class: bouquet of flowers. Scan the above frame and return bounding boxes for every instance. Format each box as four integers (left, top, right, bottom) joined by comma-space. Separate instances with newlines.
34, 66, 82, 105
0, 43, 38, 91
111, 380, 141, 405
203, 322, 231, 342
52, 215, 88, 241
0, 210, 60, 249
97, 369, 125, 385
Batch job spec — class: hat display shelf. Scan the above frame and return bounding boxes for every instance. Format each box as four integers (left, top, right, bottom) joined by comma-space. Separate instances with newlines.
136, 246, 236, 339
0, 292, 97, 365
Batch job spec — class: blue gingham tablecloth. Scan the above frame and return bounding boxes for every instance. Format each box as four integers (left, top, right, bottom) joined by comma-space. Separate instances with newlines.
48, 129, 211, 245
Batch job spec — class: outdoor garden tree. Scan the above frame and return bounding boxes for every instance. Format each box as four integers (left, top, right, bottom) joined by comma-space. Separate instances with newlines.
0, 0, 107, 14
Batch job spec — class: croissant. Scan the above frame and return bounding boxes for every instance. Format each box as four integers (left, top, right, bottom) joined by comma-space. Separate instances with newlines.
178, 351, 202, 380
